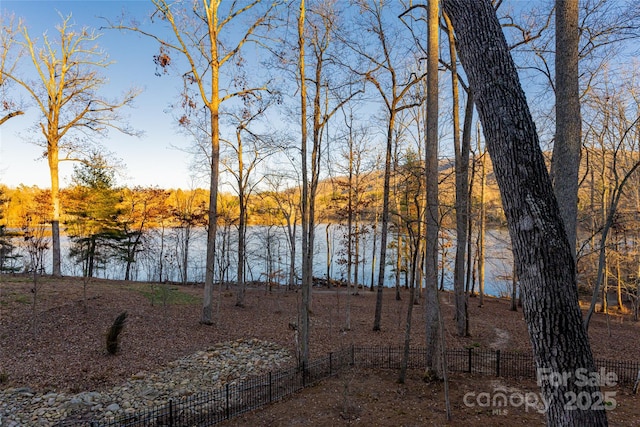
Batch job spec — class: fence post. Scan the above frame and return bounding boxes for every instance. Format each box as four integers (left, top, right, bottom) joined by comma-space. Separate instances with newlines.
225, 383, 230, 420
168, 399, 174, 426
269, 371, 273, 403
468, 347, 473, 373
496, 350, 501, 377
302, 361, 307, 388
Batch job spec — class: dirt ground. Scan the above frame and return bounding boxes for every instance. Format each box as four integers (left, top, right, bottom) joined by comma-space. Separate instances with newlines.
1, 275, 639, 425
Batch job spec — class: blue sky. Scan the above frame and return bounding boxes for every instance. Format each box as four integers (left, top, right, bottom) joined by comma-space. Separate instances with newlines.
1, 1, 200, 189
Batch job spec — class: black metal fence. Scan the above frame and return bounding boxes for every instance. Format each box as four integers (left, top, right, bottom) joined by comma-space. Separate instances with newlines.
60, 346, 639, 426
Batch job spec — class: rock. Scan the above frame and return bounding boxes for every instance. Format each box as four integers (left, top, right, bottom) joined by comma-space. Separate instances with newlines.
3, 339, 292, 425
106, 403, 120, 412
131, 371, 147, 380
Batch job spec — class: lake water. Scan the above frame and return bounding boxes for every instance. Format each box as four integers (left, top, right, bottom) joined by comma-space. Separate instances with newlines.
27, 224, 515, 297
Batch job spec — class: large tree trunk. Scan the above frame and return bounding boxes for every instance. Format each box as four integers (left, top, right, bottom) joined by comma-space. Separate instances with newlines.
442, 1, 607, 425
202, 106, 220, 325
424, 0, 442, 379
551, 0, 581, 260
49, 145, 62, 277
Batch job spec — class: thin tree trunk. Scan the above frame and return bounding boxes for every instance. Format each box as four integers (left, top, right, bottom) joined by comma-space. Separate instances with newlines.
399, 270, 416, 384
288, 222, 296, 290
511, 264, 518, 311
346, 144, 354, 329
354, 223, 360, 294
396, 232, 402, 300
298, 0, 311, 366
370, 213, 378, 291
478, 134, 486, 308
236, 211, 246, 307
445, 12, 471, 336
466, 142, 477, 295
616, 250, 624, 311
326, 224, 332, 287
633, 259, 640, 322
373, 114, 395, 331
182, 227, 190, 284
602, 259, 608, 314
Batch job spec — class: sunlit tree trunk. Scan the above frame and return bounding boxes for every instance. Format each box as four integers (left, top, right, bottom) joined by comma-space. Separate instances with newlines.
49, 146, 62, 277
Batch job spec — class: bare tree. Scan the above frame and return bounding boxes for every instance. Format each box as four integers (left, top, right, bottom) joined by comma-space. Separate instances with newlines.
118, 187, 171, 281
0, 12, 24, 126
221, 100, 276, 307
112, 0, 276, 324
3, 14, 140, 277
344, 0, 425, 332
263, 171, 300, 291
583, 78, 640, 329
332, 111, 378, 330
443, 0, 607, 424
170, 188, 206, 284
297, 0, 361, 365
443, 11, 473, 337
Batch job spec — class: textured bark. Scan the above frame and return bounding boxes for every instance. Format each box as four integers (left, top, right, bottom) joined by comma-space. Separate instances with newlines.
424, 0, 442, 379
442, 1, 607, 425
372, 111, 394, 331
444, 12, 470, 337
298, 0, 311, 366
551, 0, 581, 259
202, 106, 220, 325
0, 110, 24, 125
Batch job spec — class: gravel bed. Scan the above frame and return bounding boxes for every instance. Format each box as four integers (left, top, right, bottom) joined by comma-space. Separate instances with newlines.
0, 339, 292, 426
